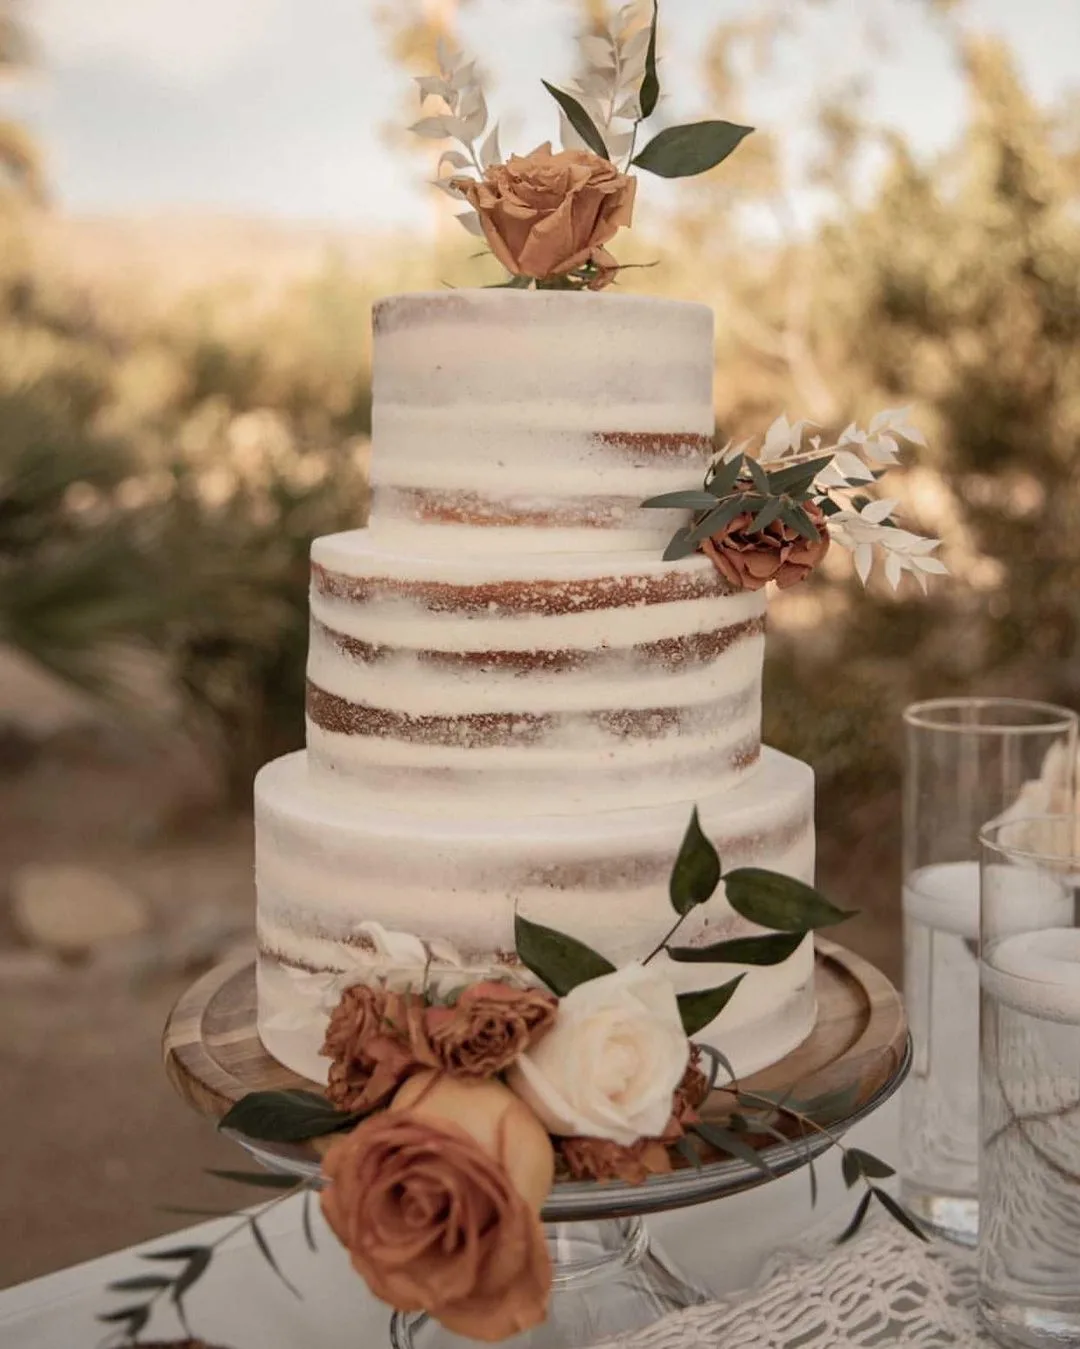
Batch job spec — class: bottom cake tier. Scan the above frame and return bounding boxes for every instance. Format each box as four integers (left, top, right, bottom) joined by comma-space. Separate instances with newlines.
254, 746, 818, 1083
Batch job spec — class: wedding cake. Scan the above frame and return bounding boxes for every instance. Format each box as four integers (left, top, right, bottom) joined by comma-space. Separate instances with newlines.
254, 290, 818, 1084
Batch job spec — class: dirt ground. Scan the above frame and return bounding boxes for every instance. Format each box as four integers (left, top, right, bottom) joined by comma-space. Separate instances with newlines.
0, 656, 901, 1290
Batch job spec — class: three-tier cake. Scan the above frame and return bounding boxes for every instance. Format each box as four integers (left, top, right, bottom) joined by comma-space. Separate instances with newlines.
254, 290, 817, 1083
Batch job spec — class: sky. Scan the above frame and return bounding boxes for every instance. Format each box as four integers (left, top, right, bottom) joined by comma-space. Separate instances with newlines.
6, 0, 1080, 232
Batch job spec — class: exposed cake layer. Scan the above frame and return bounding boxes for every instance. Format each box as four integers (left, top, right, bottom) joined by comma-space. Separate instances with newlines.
306, 531, 766, 814
254, 747, 816, 1081
368, 291, 714, 554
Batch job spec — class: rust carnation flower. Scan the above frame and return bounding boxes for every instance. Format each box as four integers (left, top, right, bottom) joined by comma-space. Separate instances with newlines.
424, 982, 558, 1077
559, 1135, 673, 1185
321, 1072, 554, 1342
700, 500, 830, 591
662, 1046, 711, 1141
452, 142, 635, 286
322, 985, 431, 1114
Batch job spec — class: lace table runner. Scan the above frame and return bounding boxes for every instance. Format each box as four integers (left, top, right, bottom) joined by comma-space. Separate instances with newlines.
603, 1221, 992, 1349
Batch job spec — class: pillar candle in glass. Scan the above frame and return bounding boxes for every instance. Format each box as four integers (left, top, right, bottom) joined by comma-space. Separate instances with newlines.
978, 814, 1080, 1349
901, 699, 1077, 1246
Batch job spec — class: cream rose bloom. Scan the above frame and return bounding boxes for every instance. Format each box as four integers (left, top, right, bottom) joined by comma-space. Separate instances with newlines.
506, 963, 690, 1146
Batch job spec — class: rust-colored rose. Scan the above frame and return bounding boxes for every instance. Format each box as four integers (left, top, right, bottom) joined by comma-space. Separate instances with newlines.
559, 1135, 673, 1185
453, 142, 636, 286
322, 985, 431, 1114
425, 982, 558, 1077
321, 1072, 554, 1343
700, 499, 830, 591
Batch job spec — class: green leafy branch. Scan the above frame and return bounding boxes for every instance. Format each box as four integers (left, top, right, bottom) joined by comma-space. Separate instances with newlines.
543, 2, 752, 181
643, 447, 834, 563
516, 805, 852, 1038
673, 1048, 927, 1246
97, 1171, 318, 1347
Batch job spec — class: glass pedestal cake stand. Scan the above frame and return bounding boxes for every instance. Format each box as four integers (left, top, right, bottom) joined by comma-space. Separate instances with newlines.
163, 939, 910, 1349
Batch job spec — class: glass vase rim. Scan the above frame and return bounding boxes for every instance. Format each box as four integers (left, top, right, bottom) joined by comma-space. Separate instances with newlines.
903, 696, 1078, 735
979, 812, 1080, 866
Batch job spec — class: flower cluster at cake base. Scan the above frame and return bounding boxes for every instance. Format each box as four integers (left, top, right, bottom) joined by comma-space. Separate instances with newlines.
97, 810, 924, 1348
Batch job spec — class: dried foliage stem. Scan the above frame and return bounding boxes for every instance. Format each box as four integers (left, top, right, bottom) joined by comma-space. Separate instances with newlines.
99, 1180, 314, 1348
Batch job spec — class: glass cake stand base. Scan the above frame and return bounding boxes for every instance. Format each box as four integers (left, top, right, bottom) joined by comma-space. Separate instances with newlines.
389, 1218, 705, 1349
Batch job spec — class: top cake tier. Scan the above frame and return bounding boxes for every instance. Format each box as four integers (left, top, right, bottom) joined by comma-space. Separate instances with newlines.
368, 290, 714, 555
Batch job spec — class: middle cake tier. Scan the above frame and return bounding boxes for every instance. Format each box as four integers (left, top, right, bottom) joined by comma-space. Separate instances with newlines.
305, 529, 767, 816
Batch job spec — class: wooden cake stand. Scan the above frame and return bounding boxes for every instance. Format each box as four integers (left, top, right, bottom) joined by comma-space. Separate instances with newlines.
164, 938, 907, 1197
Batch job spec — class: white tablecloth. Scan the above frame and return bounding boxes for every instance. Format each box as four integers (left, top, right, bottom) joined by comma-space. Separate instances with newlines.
0, 1098, 986, 1348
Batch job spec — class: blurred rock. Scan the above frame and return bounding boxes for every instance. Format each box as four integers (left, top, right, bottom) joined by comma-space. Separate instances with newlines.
0, 949, 62, 982
11, 863, 150, 953
94, 906, 251, 981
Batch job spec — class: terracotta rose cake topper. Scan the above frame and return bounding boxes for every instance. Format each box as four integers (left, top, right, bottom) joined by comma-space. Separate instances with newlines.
406, 4, 945, 593
410, 0, 752, 291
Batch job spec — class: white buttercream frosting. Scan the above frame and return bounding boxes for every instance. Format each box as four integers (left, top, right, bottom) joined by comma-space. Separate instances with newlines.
253, 290, 820, 1088
368, 290, 714, 555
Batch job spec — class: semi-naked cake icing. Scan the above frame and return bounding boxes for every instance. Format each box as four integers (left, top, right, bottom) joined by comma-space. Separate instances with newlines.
254, 290, 818, 1085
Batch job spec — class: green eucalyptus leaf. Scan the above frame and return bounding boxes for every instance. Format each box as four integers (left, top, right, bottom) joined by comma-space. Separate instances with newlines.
219, 1090, 359, 1143
695, 1041, 737, 1090
687, 494, 746, 544
514, 913, 615, 996
158, 1206, 235, 1218
749, 498, 784, 532
781, 503, 821, 541
667, 931, 806, 966
841, 1150, 862, 1190
674, 1134, 703, 1169
707, 454, 744, 497
486, 275, 532, 289
171, 1247, 213, 1302
722, 868, 854, 932
639, 1, 661, 119
745, 456, 770, 494
249, 1217, 301, 1298
206, 1168, 303, 1189
789, 1082, 861, 1124
141, 1245, 211, 1263
765, 455, 834, 494
302, 1190, 319, 1254
632, 119, 753, 178
107, 1275, 171, 1293
676, 974, 744, 1035
641, 489, 722, 511
692, 1121, 775, 1177
97, 1307, 151, 1332
872, 1187, 929, 1242
541, 80, 609, 159
662, 526, 698, 561
836, 1189, 873, 1244
849, 1148, 897, 1180
669, 806, 721, 915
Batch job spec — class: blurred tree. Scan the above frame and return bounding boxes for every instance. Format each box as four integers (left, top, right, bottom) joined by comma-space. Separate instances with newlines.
819, 37, 1080, 710
0, 0, 45, 205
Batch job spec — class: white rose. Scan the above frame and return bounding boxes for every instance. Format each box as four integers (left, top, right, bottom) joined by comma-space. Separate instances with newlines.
506, 963, 689, 1146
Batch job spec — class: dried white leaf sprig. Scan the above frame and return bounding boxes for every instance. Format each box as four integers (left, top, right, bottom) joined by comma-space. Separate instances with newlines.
560, 0, 654, 167
409, 37, 499, 238
646, 408, 946, 593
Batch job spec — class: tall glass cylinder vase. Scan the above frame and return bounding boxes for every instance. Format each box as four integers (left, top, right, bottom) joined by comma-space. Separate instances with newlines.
901, 699, 1077, 1246
978, 815, 1080, 1349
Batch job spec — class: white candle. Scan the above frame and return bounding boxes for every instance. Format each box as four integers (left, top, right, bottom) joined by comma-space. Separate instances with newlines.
982, 929, 1080, 1025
